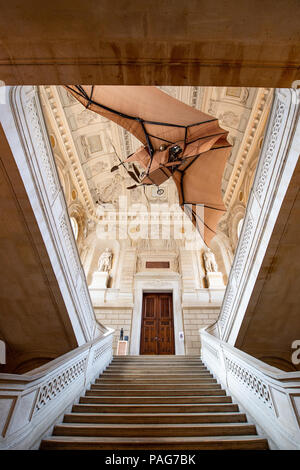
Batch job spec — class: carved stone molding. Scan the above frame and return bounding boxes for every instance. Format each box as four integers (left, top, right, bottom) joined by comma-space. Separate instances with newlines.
34, 357, 86, 414
217, 89, 300, 341
0, 331, 113, 449
200, 329, 300, 450
59, 214, 80, 276
40, 86, 95, 216
25, 91, 59, 199
224, 88, 272, 207
225, 356, 274, 411
233, 214, 254, 281
219, 284, 236, 331
255, 101, 286, 201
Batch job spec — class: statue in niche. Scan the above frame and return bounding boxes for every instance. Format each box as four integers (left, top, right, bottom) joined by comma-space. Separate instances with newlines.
97, 248, 112, 272
203, 249, 218, 273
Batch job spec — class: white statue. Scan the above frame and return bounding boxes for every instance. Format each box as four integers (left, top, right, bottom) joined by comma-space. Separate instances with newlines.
97, 248, 112, 272
203, 249, 218, 273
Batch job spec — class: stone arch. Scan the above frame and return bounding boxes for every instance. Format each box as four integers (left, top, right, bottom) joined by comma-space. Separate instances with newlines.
70, 216, 79, 240
54, 152, 72, 203
228, 203, 246, 251
68, 201, 87, 248
210, 232, 234, 284
243, 156, 259, 203
237, 217, 244, 239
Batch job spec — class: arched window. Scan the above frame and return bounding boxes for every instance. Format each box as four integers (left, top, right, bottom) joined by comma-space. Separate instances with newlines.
70, 216, 79, 240
237, 218, 244, 239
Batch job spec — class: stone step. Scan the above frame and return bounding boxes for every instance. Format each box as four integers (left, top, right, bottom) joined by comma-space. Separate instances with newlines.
40, 435, 269, 450
39, 357, 268, 451
53, 422, 257, 438
87, 388, 227, 396
104, 367, 210, 371
95, 377, 217, 384
109, 359, 205, 367
64, 411, 247, 425
91, 383, 221, 390
101, 373, 213, 379
112, 356, 201, 359
82, 395, 233, 404
109, 364, 205, 368
72, 403, 239, 414
105, 367, 209, 373
108, 361, 206, 365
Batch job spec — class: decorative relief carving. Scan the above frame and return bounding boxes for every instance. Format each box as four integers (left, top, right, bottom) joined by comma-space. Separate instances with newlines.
123, 129, 132, 156
191, 86, 200, 108
97, 174, 123, 205
85, 160, 109, 179
225, 87, 249, 104
41, 86, 95, 217
76, 108, 101, 127
224, 88, 272, 207
219, 111, 239, 128
219, 284, 235, 331
225, 356, 274, 412
234, 215, 254, 280
80, 135, 90, 159
25, 93, 58, 197
255, 100, 285, 200
79, 285, 94, 327
92, 336, 112, 365
208, 99, 217, 115
34, 358, 86, 414
59, 215, 80, 275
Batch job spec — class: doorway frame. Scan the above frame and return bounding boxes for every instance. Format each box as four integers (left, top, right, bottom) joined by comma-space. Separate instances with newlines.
140, 292, 175, 355
130, 271, 185, 355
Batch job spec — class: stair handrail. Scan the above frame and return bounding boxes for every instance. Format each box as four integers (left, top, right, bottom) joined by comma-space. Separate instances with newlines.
200, 326, 300, 450
0, 328, 114, 450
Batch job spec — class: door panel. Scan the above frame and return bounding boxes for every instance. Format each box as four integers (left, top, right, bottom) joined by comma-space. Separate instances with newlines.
140, 293, 175, 355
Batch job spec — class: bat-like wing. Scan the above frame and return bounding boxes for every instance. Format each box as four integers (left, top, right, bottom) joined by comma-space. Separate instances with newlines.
172, 136, 232, 246
65, 85, 232, 246
65, 86, 225, 157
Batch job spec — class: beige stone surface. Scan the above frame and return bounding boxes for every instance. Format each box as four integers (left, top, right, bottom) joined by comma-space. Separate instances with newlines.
0, 2, 299, 86
236, 158, 300, 371
183, 307, 219, 355
95, 307, 132, 354
0, 124, 78, 373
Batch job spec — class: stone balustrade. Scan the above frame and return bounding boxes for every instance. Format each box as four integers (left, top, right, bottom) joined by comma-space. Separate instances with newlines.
200, 327, 300, 450
0, 328, 114, 450
200, 88, 300, 449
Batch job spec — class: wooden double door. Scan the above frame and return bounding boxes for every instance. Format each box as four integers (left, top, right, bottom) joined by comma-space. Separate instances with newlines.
140, 293, 175, 355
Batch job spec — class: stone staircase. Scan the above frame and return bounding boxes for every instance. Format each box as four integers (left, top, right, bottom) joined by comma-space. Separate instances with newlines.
40, 356, 269, 450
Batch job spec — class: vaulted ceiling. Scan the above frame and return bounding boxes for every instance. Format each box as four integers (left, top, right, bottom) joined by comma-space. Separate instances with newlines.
40, 85, 264, 218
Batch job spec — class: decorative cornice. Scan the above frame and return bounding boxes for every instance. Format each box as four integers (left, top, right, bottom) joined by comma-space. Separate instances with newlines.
218, 88, 299, 341
40, 86, 96, 217
224, 88, 273, 208
25, 90, 59, 199
255, 101, 286, 200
